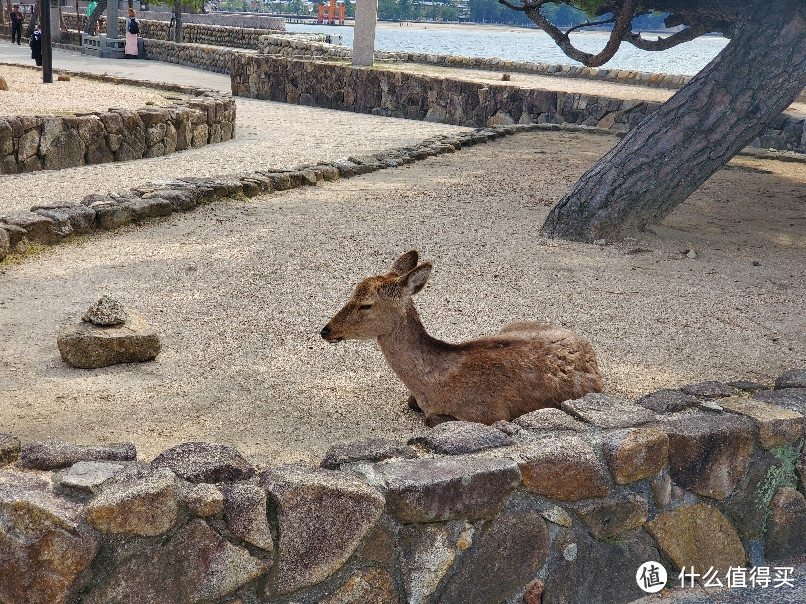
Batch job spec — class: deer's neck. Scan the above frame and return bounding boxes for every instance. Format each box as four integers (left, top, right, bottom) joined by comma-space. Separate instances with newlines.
376, 303, 452, 395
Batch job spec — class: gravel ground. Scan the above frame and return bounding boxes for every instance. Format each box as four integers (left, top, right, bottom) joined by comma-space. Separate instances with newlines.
0, 129, 804, 468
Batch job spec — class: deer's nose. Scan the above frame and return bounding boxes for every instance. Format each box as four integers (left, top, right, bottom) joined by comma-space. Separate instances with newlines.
320, 326, 331, 339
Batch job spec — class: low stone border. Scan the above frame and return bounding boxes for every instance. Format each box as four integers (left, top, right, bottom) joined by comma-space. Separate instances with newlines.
0, 123, 533, 261
3, 120, 804, 263
0, 65, 235, 176
231, 55, 806, 153
1, 370, 805, 603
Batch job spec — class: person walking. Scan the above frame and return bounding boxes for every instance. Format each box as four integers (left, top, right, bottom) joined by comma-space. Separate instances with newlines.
29, 25, 42, 66
124, 8, 139, 59
10, 5, 24, 45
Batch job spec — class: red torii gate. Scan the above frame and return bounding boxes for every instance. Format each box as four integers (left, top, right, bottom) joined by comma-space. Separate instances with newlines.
317, 0, 345, 25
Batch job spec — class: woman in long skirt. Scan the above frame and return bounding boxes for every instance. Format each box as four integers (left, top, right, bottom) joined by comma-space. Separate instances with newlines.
125, 8, 139, 59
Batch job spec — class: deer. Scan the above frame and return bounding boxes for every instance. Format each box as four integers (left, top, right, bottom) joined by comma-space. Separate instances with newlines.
320, 250, 603, 427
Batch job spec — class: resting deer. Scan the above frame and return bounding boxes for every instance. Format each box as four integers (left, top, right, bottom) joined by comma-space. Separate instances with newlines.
320, 250, 603, 426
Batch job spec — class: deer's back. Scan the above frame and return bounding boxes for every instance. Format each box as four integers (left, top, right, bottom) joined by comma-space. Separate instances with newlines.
428, 323, 602, 423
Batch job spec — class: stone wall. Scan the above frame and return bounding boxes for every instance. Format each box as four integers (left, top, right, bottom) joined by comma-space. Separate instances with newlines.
230, 55, 806, 154
1, 370, 805, 603
61, 13, 284, 50
0, 76, 235, 175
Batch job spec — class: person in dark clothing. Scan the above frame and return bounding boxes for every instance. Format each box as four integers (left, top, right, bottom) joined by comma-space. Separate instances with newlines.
29, 26, 42, 66
10, 5, 24, 45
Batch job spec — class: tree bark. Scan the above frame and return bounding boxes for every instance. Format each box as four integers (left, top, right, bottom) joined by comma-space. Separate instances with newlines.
85, 0, 107, 35
540, 0, 806, 242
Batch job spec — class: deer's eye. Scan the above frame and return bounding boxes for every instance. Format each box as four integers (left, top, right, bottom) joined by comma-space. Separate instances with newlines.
358, 304, 373, 311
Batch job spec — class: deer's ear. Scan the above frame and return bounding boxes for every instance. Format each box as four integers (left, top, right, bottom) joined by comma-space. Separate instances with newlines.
389, 250, 419, 276
399, 263, 432, 296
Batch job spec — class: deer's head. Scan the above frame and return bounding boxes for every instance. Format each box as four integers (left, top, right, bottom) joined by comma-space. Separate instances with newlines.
320, 250, 432, 343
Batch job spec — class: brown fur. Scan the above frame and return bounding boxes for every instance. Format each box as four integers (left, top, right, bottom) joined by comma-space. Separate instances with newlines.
320, 251, 603, 426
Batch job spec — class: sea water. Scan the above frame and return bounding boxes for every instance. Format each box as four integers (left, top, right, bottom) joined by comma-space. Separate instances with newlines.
285, 22, 728, 76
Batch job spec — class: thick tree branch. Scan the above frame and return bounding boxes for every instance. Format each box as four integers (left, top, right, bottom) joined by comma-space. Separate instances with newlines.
625, 24, 708, 51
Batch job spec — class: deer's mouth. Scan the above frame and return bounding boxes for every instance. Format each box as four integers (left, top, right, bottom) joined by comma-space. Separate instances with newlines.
320, 326, 343, 343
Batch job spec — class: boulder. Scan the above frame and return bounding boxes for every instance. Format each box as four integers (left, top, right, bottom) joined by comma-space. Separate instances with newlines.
32, 203, 96, 236
517, 436, 609, 501
561, 393, 655, 428
575, 493, 648, 539
658, 412, 755, 500
765, 486, 806, 561
439, 508, 550, 603
84, 519, 269, 604
679, 381, 736, 399
375, 456, 521, 522
87, 467, 179, 537
320, 437, 416, 469
57, 309, 161, 369
719, 396, 804, 449
397, 524, 457, 604
151, 441, 255, 483
17, 441, 136, 470
543, 527, 660, 604
260, 464, 385, 595
408, 421, 514, 455
319, 569, 399, 604
775, 369, 806, 390
602, 427, 669, 484
59, 461, 126, 492
0, 469, 98, 604
635, 389, 701, 413
184, 483, 224, 517
0, 225, 10, 260
753, 388, 806, 415
645, 502, 745, 574
0, 433, 21, 466
514, 407, 587, 432
223, 482, 274, 552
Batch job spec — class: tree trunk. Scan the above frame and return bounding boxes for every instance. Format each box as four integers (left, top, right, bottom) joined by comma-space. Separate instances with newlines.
173, 0, 181, 43
540, 0, 806, 242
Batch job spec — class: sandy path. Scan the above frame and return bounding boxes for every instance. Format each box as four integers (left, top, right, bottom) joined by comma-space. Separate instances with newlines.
1, 129, 803, 468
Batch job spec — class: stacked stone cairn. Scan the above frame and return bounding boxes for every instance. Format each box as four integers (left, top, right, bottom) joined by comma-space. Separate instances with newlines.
57, 295, 161, 368
1, 370, 805, 603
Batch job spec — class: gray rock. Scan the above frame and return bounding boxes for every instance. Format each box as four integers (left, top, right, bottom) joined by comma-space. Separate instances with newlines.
375, 456, 521, 522
679, 380, 736, 399
719, 451, 779, 541
408, 421, 514, 455
727, 380, 769, 394
635, 388, 702, 413
1, 210, 60, 245
543, 527, 660, 604
490, 420, 521, 435
398, 524, 457, 604
439, 508, 550, 603
657, 412, 755, 500
753, 388, 806, 414
515, 407, 587, 432
0, 468, 99, 604
223, 482, 274, 552
31, 203, 96, 236
775, 369, 806, 390
575, 493, 649, 539
17, 441, 136, 470
151, 441, 255, 483
0, 225, 10, 260
320, 437, 416, 469
561, 393, 655, 428
60, 461, 126, 492
84, 519, 269, 604
86, 467, 179, 536
260, 464, 385, 595
765, 486, 806, 561
82, 295, 128, 326
184, 483, 224, 517
0, 433, 20, 466
58, 309, 160, 368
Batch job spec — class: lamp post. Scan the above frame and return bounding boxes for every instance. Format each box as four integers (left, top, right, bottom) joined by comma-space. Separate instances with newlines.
40, 0, 52, 83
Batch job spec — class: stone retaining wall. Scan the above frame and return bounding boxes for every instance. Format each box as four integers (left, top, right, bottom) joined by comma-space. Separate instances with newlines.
62, 13, 284, 50
1, 370, 805, 603
231, 55, 806, 154
0, 73, 235, 176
